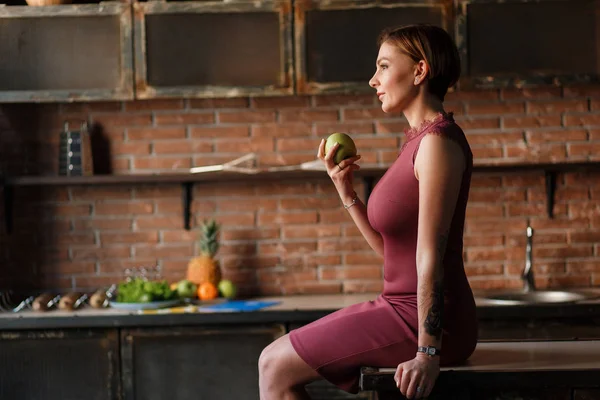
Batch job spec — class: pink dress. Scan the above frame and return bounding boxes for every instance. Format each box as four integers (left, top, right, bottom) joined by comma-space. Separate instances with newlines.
289, 112, 478, 393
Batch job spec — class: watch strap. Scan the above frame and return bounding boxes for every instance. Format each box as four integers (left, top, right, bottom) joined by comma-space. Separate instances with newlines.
417, 345, 441, 356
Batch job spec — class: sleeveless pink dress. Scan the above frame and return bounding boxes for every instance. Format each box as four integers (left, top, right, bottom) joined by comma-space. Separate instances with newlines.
289, 112, 478, 394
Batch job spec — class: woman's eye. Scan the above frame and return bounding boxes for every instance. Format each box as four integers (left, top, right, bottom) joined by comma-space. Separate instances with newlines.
380, 65, 388, 70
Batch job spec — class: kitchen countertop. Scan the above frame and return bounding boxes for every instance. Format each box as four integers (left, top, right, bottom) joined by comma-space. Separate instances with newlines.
2, 290, 600, 331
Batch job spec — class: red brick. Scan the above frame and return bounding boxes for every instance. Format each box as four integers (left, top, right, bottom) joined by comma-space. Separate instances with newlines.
469, 189, 526, 202
472, 147, 503, 159
133, 156, 192, 170
135, 216, 182, 230
354, 136, 397, 149
258, 211, 318, 225
280, 197, 340, 210
43, 261, 96, 275
319, 208, 353, 224
465, 218, 528, 234
463, 235, 504, 247
568, 142, 600, 158
282, 225, 340, 239
112, 158, 131, 171
471, 176, 503, 187
321, 266, 382, 280
221, 227, 280, 241
314, 94, 375, 107
467, 103, 524, 115
252, 123, 313, 137
155, 112, 215, 125
256, 182, 317, 196
257, 269, 317, 284
564, 172, 600, 186
530, 217, 590, 230
466, 204, 504, 218
277, 137, 321, 152
218, 198, 277, 212
534, 245, 593, 258
101, 232, 158, 244
446, 90, 499, 102
221, 255, 280, 270
464, 265, 504, 277
125, 99, 184, 111
259, 241, 317, 255
215, 137, 274, 153
318, 238, 373, 252
565, 114, 600, 126
507, 203, 567, 217
189, 98, 249, 109
567, 261, 600, 273
306, 254, 341, 267
315, 121, 375, 135
75, 276, 125, 290
61, 101, 122, 113
135, 244, 193, 258
195, 184, 255, 197
570, 230, 600, 243
506, 262, 565, 275
343, 108, 391, 120
526, 129, 587, 144
134, 186, 180, 198
502, 175, 544, 187
563, 85, 600, 98
468, 278, 522, 290
506, 232, 567, 246
283, 282, 342, 295
455, 117, 500, 130
128, 127, 186, 140
537, 275, 591, 289
191, 125, 250, 138
375, 120, 410, 134
93, 113, 152, 127
53, 232, 96, 246
99, 260, 154, 273
161, 230, 196, 243
467, 132, 524, 145
110, 141, 151, 156
280, 109, 339, 122
505, 143, 567, 161
592, 99, 600, 111
95, 202, 153, 215
527, 100, 587, 114
503, 115, 562, 129
152, 140, 213, 154
200, 213, 255, 227
71, 246, 131, 260
502, 87, 561, 100
343, 281, 383, 293
49, 205, 91, 217
252, 96, 310, 108
71, 187, 133, 201
466, 248, 506, 262
218, 110, 276, 124
345, 252, 383, 265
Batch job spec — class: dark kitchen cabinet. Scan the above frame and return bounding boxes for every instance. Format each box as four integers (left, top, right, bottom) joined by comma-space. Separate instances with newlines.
120, 324, 285, 400
456, 0, 600, 88
0, 329, 120, 400
0, 2, 134, 103
132, 0, 294, 99
294, 0, 452, 94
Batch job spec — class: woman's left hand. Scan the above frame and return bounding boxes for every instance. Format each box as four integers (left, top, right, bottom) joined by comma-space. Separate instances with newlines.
394, 354, 440, 399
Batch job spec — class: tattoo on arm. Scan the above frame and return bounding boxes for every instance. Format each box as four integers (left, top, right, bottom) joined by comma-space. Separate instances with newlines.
424, 230, 448, 340
424, 278, 444, 340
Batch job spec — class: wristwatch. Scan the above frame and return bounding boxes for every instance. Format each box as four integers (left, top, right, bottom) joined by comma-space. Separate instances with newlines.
417, 346, 441, 357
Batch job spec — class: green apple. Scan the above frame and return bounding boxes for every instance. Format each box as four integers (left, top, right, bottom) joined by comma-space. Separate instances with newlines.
325, 132, 357, 164
218, 279, 237, 299
176, 279, 197, 299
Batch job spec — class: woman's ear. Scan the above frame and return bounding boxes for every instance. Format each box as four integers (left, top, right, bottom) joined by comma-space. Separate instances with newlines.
414, 60, 429, 85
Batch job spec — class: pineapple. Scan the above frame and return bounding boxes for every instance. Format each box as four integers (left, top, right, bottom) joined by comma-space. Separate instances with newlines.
186, 219, 222, 287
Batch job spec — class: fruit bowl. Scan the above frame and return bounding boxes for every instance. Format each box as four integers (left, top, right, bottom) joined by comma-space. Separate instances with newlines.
109, 299, 181, 311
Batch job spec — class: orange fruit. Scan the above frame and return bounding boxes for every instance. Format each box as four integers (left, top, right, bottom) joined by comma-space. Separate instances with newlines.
197, 282, 218, 300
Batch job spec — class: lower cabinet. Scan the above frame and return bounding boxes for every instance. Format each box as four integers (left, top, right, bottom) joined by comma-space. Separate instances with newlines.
120, 324, 284, 400
0, 329, 120, 400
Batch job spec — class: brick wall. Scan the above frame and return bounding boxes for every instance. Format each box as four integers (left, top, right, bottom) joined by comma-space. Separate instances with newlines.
1, 85, 599, 295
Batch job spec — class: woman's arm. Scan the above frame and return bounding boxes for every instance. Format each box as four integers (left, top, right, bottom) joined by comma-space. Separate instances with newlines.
395, 133, 466, 399
318, 140, 384, 257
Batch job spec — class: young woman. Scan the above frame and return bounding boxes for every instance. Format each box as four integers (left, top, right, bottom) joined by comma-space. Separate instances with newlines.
259, 24, 478, 400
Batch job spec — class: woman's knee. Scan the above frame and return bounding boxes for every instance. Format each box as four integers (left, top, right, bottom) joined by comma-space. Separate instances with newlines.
259, 335, 286, 377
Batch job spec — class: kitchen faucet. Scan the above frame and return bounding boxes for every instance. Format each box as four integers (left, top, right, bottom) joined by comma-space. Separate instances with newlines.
522, 226, 536, 292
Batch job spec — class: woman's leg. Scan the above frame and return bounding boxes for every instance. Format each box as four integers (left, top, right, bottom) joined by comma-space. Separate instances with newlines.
259, 333, 322, 400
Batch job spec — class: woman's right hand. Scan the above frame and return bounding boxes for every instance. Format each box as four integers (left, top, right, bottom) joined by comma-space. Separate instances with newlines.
317, 139, 361, 201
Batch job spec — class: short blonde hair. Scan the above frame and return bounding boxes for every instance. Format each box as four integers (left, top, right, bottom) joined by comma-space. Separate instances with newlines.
377, 24, 461, 102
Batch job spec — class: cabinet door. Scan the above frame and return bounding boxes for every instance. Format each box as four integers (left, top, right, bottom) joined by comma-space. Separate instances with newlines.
295, 0, 452, 94
133, 0, 294, 99
0, 3, 134, 103
121, 324, 285, 400
0, 329, 120, 400
456, 0, 600, 88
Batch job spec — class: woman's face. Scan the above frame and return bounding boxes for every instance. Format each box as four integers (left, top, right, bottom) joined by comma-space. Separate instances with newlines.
369, 41, 418, 114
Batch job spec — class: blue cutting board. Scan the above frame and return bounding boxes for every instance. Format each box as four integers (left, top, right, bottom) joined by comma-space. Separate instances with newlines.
198, 300, 280, 312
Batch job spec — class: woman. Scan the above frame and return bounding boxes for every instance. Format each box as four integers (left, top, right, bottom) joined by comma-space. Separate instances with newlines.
259, 24, 478, 400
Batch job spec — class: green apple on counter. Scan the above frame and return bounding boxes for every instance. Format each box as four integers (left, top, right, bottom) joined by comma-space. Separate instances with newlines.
325, 132, 357, 164
218, 279, 237, 299
176, 279, 197, 299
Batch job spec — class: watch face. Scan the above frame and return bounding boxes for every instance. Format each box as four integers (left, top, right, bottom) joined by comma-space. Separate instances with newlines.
427, 348, 435, 355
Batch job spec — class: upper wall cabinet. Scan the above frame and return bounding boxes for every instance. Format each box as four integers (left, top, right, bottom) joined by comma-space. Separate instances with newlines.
294, 0, 452, 94
0, 2, 134, 103
457, 0, 600, 88
133, 0, 294, 99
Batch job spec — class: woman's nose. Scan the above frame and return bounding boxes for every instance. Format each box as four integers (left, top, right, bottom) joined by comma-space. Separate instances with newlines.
369, 73, 378, 88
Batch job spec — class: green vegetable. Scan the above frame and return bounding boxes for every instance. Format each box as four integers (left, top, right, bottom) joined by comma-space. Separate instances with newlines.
116, 278, 175, 303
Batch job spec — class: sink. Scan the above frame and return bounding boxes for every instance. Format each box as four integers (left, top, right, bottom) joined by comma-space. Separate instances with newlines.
481, 290, 596, 305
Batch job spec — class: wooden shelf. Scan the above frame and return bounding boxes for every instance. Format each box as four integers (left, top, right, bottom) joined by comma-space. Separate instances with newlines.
2, 161, 600, 233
